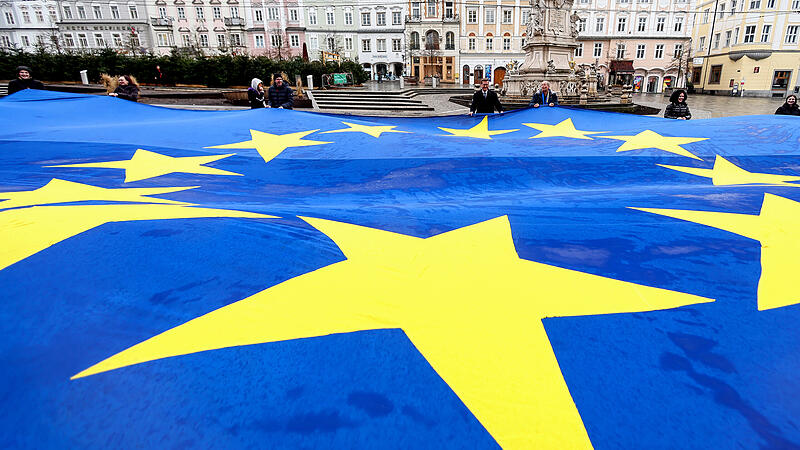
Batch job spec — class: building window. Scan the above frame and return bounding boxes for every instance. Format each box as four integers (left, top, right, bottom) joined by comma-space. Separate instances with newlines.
110, 5, 119, 19
157, 32, 170, 46
445, 1, 453, 18
48, 8, 57, 21
35, 9, 44, 22
786, 25, 799, 44
130, 34, 140, 47
521, 9, 529, 25
213, 7, 221, 19
703, 9, 709, 23
20, 10, 30, 23
361, 12, 370, 26
376, 12, 385, 26
749, 0, 760, 8
4, 11, 15, 24
637, 16, 647, 32
793, 0, 800, 9
467, 9, 477, 23
77, 6, 86, 19
698, 36, 705, 51
392, 11, 401, 25
718, 3, 726, 19
196, 7, 204, 19
744, 25, 755, 42
616, 43, 625, 58
674, 43, 682, 57
181, 34, 190, 46
503, 37, 511, 50
656, 17, 665, 32
177, 7, 185, 19
674, 16, 683, 32
307, 9, 316, 25
654, 43, 664, 58
468, 37, 475, 50
502, 9, 512, 23
377, 38, 386, 51
112, 33, 122, 46
713, 33, 720, 49
595, 17, 604, 33
617, 16, 626, 32
290, 35, 299, 47
410, 32, 419, 49
289, 9, 297, 21
733, 27, 739, 44
425, 30, 439, 49
231, 7, 239, 18
345, 37, 352, 50
427, 0, 436, 16
392, 38, 401, 51
64, 33, 74, 46
268, 7, 278, 20
217, 34, 225, 47
326, 11, 334, 25
231, 33, 241, 46
485, 37, 493, 50
159, 7, 167, 18
411, 2, 420, 18
309, 36, 317, 49
446, 31, 454, 49
636, 43, 645, 58
761, 24, 771, 42
254, 35, 264, 48
485, 8, 495, 24
725, 30, 731, 46
578, 18, 586, 32
199, 34, 208, 47
93, 33, 105, 46
574, 42, 583, 57
62, 6, 72, 19
20, 35, 30, 46
78, 33, 88, 47
709, 65, 722, 84
128, 6, 138, 19
270, 34, 282, 47
362, 39, 371, 52
730, 0, 738, 14
593, 42, 602, 57
345, 10, 352, 25
92, 6, 102, 19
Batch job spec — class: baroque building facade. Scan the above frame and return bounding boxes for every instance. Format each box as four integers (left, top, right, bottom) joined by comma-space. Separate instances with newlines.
0, 0, 60, 51
691, 0, 800, 97
55, 0, 152, 52
405, 0, 459, 83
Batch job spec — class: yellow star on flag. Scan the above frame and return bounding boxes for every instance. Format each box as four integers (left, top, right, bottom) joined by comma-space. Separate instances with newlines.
48, 149, 241, 183
0, 180, 274, 271
658, 155, 800, 187
439, 116, 518, 140
320, 121, 411, 138
73, 215, 712, 449
522, 118, 605, 140
206, 129, 331, 163
0, 178, 196, 209
632, 193, 800, 311
599, 129, 707, 160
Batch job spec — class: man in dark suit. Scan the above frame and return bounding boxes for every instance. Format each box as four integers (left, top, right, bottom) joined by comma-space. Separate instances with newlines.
529, 80, 559, 108
469, 78, 503, 115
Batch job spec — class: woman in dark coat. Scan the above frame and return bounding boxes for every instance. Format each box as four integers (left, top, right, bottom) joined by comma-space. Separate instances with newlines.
108, 75, 139, 102
775, 94, 800, 116
247, 78, 266, 109
664, 89, 691, 120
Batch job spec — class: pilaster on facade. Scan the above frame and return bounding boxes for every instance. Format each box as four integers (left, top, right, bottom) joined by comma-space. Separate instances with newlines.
405, 0, 459, 82
54, 0, 152, 53
691, 0, 800, 97
0, 0, 61, 52
572, 0, 693, 93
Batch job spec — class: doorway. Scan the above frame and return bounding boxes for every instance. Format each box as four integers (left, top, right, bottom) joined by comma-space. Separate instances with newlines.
463, 65, 471, 85
494, 67, 506, 88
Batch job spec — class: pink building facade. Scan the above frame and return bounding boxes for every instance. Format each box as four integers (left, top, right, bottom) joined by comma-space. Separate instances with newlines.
245, 0, 305, 58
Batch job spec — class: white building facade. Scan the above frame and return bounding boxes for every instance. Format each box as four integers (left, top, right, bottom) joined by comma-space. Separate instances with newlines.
55, 0, 152, 53
356, 2, 405, 78
0, 0, 60, 51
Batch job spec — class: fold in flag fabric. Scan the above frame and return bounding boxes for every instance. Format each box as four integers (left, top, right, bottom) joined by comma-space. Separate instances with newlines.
2, 89, 799, 449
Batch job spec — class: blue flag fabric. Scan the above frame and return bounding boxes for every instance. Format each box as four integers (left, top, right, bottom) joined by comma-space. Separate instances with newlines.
1, 89, 799, 449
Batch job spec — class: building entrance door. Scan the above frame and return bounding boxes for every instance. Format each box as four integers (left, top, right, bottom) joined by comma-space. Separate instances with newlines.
494, 67, 506, 88
647, 76, 658, 93
463, 65, 471, 85
772, 70, 792, 97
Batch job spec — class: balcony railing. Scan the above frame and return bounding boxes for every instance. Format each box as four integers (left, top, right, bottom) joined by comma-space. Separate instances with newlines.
150, 17, 174, 26
442, 14, 459, 23
405, 15, 421, 23
224, 17, 244, 26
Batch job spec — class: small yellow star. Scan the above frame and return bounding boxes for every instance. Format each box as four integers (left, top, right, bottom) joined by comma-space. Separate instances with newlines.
632, 193, 800, 311
599, 129, 708, 160
0, 178, 197, 209
206, 129, 331, 163
439, 116, 518, 140
522, 118, 605, 140
658, 155, 800, 187
320, 121, 411, 138
48, 149, 241, 183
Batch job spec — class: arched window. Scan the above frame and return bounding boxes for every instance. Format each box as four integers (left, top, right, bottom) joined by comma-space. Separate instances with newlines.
410, 31, 420, 49
425, 30, 439, 49
445, 31, 454, 50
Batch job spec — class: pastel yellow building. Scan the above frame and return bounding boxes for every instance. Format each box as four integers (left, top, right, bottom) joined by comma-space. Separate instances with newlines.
691, 0, 800, 97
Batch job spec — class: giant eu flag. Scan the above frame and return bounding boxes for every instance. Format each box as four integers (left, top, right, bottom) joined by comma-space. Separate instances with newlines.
1, 89, 799, 449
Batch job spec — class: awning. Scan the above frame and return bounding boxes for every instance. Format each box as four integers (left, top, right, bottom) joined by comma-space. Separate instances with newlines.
729, 51, 772, 61
609, 60, 634, 74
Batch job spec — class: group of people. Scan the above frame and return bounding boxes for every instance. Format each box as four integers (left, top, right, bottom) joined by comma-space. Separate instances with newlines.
247, 74, 294, 109
469, 78, 560, 115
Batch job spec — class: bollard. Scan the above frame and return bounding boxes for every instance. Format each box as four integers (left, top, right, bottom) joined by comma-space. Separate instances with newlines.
80, 70, 89, 85
432, 77, 438, 88
399, 76, 404, 89
306, 74, 314, 90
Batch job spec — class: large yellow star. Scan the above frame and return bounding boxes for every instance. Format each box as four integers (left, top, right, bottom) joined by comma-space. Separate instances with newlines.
439, 116, 519, 140
599, 130, 707, 160
47, 149, 241, 183
0, 178, 196, 209
659, 155, 800, 187
73, 216, 712, 449
205, 129, 331, 163
320, 121, 411, 138
522, 118, 605, 140
0, 180, 274, 272
632, 193, 799, 311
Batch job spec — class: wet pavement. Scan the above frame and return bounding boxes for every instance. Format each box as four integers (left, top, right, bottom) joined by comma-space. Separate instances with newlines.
631, 92, 787, 119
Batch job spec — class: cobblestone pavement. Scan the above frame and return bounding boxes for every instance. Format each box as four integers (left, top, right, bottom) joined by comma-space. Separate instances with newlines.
631, 92, 787, 119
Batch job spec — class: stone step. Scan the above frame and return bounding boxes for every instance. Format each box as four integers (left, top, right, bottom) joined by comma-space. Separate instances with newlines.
313, 103, 434, 111
314, 98, 426, 105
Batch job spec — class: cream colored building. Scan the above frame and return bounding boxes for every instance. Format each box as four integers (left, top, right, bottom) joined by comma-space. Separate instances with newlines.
405, 0, 459, 83
691, 0, 800, 97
